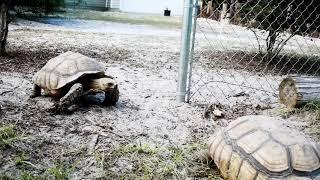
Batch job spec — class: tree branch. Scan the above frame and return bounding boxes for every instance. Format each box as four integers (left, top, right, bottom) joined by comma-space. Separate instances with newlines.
273, 33, 295, 57
250, 28, 262, 53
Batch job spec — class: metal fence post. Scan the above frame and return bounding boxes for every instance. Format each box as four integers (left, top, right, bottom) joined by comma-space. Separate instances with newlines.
186, 0, 198, 102
177, 0, 194, 103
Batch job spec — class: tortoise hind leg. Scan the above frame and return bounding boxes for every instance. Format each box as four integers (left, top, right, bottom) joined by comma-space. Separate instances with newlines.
30, 84, 41, 98
57, 83, 83, 113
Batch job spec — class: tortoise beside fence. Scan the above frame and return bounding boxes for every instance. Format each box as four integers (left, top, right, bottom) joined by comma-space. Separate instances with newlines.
31, 51, 119, 112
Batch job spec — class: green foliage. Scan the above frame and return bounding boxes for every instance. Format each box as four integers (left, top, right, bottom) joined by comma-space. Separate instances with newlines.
16, 158, 77, 180
274, 103, 320, 140
113, 143, 159, 156
0, 174, 14, 180
0, 0, 64, 55
299, 103, 320, 120
12, 0, 64, 15
19, 171, 46, 180
0, 124, 18, 148
47, 162, 77, 180
231, 0, 320, 59
17, 163, 74, 180
15, 153, 28, 166
54, 10, 182, 29
236, 0, 320, 34
71, 0, 87, 7
277, 102, 320, 120
47, 163, 72, 180
103, 143, 221, 179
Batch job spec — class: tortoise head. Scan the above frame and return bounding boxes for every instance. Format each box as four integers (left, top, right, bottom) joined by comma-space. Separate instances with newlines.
90, 77, 119, 106
90, 77, 118, 92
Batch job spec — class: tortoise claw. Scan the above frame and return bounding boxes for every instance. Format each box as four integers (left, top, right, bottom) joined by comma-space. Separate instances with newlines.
52, 103, 77, 114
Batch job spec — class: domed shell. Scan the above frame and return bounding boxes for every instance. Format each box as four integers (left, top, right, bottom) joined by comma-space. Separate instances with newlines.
208, 115, 320, 180
33, 51, 105, 91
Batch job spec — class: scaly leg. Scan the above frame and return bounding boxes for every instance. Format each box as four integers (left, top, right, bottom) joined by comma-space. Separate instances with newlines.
82, 89, 105, 105
57, 83, 83, 112
30, 84, 41, 98
104, 84, 119, 106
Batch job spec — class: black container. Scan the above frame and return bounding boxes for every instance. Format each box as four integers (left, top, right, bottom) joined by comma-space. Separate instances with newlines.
164, 9, 171, 16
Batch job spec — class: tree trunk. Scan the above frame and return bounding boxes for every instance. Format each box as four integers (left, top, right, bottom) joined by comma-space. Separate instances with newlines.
231, 0, 241, 24
220, 3, 228, 21
230, 0, 235, 19
279, 76, 320, 108
266, 29, 277, 61
206, 1, 213, 16
0, 1, 9, 56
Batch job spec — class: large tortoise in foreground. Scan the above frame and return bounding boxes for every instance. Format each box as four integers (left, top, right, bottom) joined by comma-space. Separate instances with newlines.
208, 115, 320, 180
31, 51, 119, 112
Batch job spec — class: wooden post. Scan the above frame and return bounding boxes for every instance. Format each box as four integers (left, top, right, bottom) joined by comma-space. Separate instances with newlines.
221, 3, 228, 20
206, 1, 213, 16
200, 0, 208, 18
279, 76, 320, 108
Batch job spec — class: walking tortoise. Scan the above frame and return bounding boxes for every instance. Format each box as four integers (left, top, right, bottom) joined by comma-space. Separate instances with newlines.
208, 115, 320, 180
30, 51, 119, 112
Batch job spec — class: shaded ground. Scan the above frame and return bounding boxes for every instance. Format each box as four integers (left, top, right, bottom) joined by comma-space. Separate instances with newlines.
1, 16, 319, 179
0, 49, 57, 73
199, 51, 320, 76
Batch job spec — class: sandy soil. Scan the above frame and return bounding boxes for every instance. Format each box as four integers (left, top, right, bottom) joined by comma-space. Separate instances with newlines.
1, 18, 215, 178
0, 17, 319, 179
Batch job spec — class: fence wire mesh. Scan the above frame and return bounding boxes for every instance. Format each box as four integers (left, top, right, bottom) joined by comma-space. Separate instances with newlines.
187, 0, 320, 109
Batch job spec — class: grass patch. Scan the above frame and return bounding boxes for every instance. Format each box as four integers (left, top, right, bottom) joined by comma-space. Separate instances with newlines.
14, 153, 28, 166
304, 103, 320, 120
0, 124, 20, 149
45, 145, 86, 180
3, 143, 84, 179
299, 103, 320, 138
47, 163, 74, 180
276, 103, 320, 119
18, 171, 46, 180
15, 161, 76, 180
102, 142, 221, 179
275, 103, 320, 140
275, 108, 298, 119
46, 9, 182, 29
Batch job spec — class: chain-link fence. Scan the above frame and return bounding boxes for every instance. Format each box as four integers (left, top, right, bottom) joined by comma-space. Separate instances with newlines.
178, 0, 320, 109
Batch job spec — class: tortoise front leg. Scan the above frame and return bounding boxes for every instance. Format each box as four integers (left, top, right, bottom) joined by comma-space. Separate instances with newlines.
57, 83, 83, 112
82, 89, 105, 105
104, 85, 119, 106
30, 84, 41, 98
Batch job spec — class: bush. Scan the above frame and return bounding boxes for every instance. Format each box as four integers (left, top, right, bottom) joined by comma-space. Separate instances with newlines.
13, 0, 64, 15
0, 0, 64, 55
229, 0, 320, 60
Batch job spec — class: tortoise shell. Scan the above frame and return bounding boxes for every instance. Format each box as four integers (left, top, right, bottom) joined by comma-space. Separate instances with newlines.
208, 115, 320, 180
33, 51, 105, 91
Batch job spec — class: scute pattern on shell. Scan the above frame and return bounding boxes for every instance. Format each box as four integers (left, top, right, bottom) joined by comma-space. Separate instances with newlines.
208, 115, 320, 180
33, 51, 105, 90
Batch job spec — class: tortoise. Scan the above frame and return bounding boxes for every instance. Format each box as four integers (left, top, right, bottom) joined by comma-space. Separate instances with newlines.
208, 115, 320, 180
30, 51, 119, 112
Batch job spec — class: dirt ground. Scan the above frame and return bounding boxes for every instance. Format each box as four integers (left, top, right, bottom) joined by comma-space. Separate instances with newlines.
1, 17, 320, 179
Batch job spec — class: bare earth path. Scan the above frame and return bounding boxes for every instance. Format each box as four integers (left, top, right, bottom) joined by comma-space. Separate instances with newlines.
0, 19, 216, 179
